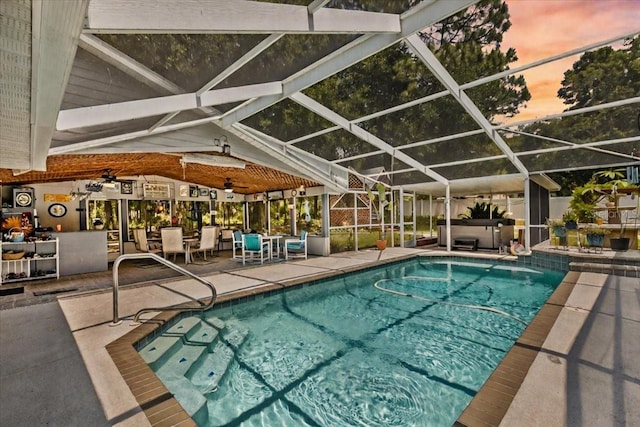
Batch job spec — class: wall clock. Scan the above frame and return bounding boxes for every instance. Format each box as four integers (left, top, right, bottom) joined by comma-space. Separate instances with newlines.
15, 191, 33, 207
48, 203, 67, 218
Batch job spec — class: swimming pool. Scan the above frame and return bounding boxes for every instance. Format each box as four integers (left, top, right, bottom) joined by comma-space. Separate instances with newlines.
138, 257, 564, 426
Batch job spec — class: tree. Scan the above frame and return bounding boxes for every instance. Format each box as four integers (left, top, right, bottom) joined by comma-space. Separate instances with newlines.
512, 36, 639, 189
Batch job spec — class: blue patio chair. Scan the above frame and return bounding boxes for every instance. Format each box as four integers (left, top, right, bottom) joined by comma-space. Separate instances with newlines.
242, 234, 269, 265
285, 230, 308, 260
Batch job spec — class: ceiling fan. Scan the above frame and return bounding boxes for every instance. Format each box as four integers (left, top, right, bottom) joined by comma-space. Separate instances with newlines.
101, 168, 119, 182
223, 177, 248, 193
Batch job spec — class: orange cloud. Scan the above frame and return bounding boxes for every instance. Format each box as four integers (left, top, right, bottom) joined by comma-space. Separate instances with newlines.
501, 0, 640, 123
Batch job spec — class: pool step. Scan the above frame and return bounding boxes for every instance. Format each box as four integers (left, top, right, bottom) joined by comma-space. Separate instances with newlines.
185, 321, 249, 393
186, 341, 235, 393
139, 317, 208, 369
156, 343, 208, 378
157, 372, 208, 423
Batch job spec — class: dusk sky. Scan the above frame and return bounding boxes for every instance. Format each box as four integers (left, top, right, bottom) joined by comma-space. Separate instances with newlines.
500, 0, 640, 123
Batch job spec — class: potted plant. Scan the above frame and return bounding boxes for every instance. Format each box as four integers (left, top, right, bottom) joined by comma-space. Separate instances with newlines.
366, 183, 392, 250
562, 210, 578, 229
583, 226, 609, 248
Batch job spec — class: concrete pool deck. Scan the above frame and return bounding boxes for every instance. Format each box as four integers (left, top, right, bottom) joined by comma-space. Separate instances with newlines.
1, 246, 639, 426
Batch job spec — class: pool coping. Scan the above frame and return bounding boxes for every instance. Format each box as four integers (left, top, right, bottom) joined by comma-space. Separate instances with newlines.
105, 253, 570, 427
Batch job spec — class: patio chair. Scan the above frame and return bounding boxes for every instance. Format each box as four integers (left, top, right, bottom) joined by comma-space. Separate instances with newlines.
191, 226, 218, 261
232, 230, 244, 260
133, 229, 162, 254
285, 230, 308, 260
242, 233, 269, 265
161, 227, 189, 264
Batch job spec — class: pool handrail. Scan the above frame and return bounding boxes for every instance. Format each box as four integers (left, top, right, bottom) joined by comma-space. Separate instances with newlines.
110, 253, 217, 326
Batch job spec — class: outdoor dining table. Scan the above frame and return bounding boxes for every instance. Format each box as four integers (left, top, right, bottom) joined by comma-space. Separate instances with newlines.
261, 235, 283, 260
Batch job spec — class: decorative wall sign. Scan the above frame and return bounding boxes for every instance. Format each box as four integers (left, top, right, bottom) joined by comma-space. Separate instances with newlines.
210, 190, 217, 200
48, 203, 67, 218
15, 191, 33, 207
199, 188, 209, 197
178, 184, 189, 197
190, 185, 199, 197
120, 181, 134, 194
143, 183, 171, 199
44, 194, 72, 202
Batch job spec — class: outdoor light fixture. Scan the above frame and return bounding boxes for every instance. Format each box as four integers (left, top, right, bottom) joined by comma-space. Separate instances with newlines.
180, 153, 245, 169
222, 144, 231, 155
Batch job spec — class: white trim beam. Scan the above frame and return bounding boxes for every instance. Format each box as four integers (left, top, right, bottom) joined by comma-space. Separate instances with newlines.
219, 0, 476, 127
85, 0, 400, 34
406, 34, 529, 177
290, 92, 449, 185
56, 82, 282, 130
233, 124, 348, 193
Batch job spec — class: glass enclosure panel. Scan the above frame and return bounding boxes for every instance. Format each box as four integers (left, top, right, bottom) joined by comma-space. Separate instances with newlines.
224, 34, 359, 87
295, 195, 323, 234
519, 149, 634, 174
326, 0, 418, 13
330, 228, 355, 253
173, 201, 211, 232
433, 159, 519, 180
500, 130, 565, 153
269, 199, 290, 235
306, 44, 445, 121
390, 170, 436, 186
403, 223, 415, 245
87, 200, 119, 230
329, 194, 356, 226
216, 202, 244, 229
247, 201, 267, 232
360, 96, 479, 147
292, 128, 378, 162
98, 34, 268, 92
338, 153, 411, 177
401, 133, 503, 167
356, 227, 379, 250
243, 98, 336, 142
126, 200, 171, 240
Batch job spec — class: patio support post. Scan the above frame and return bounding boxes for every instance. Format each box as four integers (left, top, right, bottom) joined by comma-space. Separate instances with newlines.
412, 191, 417, 246
429, 195, 433, 238
353, 193, 358, 251
322, 193, 330, 238
399, 187, 405, 248
524, 176, 531, 251
445, 185, 452, 252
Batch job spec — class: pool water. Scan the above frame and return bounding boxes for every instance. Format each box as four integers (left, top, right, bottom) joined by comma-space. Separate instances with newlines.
138, 258, 564, 426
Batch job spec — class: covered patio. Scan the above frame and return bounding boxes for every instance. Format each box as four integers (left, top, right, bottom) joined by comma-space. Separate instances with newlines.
1, 1, 639, 426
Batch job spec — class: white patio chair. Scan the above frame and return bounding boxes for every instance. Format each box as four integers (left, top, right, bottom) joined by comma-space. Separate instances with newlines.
133, 229, 162, 254
242, 233, 269, 265
232, 230, 244, 260
285, 230, 308, 260
191, 226, 218, 261
161, 227, 188, 264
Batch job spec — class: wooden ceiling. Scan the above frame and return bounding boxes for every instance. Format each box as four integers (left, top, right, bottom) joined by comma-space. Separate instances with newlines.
0, 153, 318, 195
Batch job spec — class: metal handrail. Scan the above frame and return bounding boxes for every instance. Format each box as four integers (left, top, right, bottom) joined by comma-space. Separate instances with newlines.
111, 253, 217, 326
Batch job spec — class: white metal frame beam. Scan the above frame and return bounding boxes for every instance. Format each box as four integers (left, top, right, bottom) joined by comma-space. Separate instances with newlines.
56, 82, 282, 130
85, 0, 401, 34
219, 0, 477, 127
290, 92, 449, 186
406, 34, 529, 177
233, 123, 349, 193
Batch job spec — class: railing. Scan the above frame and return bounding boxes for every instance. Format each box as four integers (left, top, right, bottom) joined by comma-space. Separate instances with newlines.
111, 253, 217, 326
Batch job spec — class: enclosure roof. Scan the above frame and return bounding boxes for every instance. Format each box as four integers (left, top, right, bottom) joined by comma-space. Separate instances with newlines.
1, 0, 638, 195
